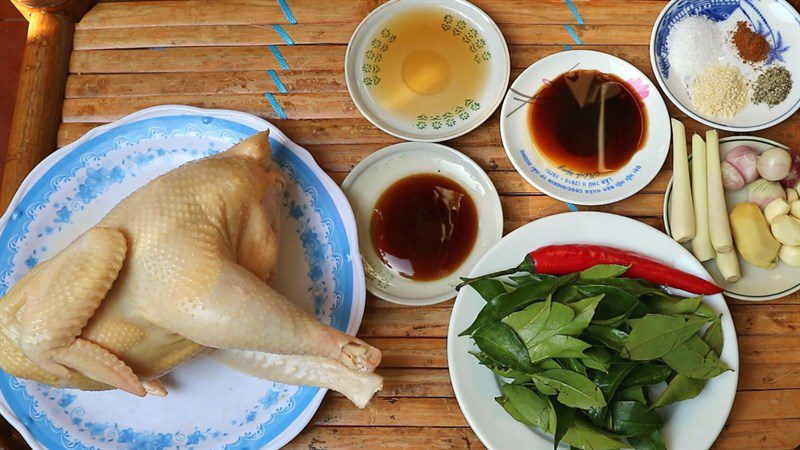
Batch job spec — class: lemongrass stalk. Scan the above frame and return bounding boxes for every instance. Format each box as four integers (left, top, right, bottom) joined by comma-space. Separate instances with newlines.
669, 119, 695, 242
690, 134, 715, 261
706, 130, 734, 254
715, 248, 741, 283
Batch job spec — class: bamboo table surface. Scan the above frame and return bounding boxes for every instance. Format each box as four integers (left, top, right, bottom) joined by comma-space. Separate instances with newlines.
2, 0, 800, 449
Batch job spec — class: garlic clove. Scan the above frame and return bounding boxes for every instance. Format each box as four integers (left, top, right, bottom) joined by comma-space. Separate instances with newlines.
791, 200, 800, 219
787, 188, 800, 202
778, 245, 800, 267
765, 198, 790, 223
771, 215, 800, 247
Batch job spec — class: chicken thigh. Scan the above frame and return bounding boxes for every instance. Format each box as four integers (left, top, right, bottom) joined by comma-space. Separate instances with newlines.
0, 131, 382, 408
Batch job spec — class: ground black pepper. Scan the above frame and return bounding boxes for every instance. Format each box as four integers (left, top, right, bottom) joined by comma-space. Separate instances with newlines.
753, 66, 792, 107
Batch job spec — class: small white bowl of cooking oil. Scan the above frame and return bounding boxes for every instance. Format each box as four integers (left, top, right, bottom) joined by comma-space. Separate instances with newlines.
345, 0, 510, 142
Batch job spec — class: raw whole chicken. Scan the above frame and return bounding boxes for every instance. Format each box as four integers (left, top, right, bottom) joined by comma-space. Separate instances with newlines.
0, 131, 382, 408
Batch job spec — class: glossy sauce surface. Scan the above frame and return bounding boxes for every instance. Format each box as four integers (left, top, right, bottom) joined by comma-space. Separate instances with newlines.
370, 174, 478, 281
529, 70, 647, 174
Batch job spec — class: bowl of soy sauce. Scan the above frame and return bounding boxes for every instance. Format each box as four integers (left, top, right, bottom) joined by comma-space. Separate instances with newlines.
342, 142, 503, 305
500, 50, 670, 206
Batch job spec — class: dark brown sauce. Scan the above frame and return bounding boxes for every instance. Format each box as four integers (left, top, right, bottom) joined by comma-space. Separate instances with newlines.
370, 174, 478, 281
529, 69, 648, 174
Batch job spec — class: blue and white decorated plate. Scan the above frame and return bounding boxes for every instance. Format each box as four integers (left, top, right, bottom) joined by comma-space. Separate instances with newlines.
650, 0, 800, 132
0, 105, 366, 450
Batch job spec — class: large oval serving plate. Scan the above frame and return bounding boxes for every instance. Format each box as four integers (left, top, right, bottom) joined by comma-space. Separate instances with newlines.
448, 212, 739, 450
0, 105, 366, 450
650, 0, 800, 132
664, 136, 800, 301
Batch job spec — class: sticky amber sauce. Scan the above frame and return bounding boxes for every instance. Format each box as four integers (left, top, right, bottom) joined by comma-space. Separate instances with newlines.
370, 174, 478, 281
529, 70, 647, 174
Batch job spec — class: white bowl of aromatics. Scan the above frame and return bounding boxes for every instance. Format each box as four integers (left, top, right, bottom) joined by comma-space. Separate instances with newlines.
344, 0, 510, 142
650, 0, 800, 132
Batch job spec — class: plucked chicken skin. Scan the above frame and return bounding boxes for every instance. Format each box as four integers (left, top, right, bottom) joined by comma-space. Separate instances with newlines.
0, 131, 382, 408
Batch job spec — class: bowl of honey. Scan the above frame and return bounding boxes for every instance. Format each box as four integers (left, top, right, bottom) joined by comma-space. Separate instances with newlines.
500, 50, 671, 206
342, 142, 503, 305
345, 0, 510, 142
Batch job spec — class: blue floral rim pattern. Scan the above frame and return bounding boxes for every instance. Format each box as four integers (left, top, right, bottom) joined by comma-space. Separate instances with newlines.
650, 0, 800, 131
0, 114, 357, 450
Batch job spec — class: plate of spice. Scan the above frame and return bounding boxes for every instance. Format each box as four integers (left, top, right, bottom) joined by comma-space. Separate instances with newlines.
651, 0, 800, 132
500, 50, 670, 206
342, 142, 503, 305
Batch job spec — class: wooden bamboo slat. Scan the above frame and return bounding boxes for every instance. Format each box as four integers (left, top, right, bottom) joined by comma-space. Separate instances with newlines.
3, 0, 799, 448
285, 420, 800, 450
72, 23, 653, 50
69, 44, 656, 74
76, 0, 667, 29
286, 426, 484, 450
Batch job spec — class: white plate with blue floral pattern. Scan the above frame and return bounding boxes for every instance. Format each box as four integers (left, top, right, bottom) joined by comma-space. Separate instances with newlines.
0, 105, 366, 450
650, 0, 800, 131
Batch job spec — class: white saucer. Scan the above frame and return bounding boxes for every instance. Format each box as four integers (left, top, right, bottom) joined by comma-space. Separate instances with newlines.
344, 0, 510, 142
342, 142, 503, 305
449, 212, 738, 450
500, 50, 671, 206
664, 136, 800, 301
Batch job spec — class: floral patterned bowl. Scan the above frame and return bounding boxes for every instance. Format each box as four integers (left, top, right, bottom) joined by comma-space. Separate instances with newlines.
0, 105, 365, 450
650, 0, 800, 131
344, 0, 510, 142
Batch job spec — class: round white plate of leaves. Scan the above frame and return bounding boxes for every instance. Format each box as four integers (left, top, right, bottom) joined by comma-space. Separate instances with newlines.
345, 0, 510, 142
500, 50, 671, 206
0, 105, 365, 450
650, 0, 800, 131
448, 212, 738, 450
664, 135, 800, 301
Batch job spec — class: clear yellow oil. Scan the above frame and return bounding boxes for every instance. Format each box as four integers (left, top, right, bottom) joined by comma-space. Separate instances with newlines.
366, 7, 490, 121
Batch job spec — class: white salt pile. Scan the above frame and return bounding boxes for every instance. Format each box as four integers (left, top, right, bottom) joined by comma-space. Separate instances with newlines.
666, 15, 735, 78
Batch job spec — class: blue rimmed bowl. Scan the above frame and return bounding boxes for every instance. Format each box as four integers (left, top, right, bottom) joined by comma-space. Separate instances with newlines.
650, 0, 800, 131
0, 105, 365, 450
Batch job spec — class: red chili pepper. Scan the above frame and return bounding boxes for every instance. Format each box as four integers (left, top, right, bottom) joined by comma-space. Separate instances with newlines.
458, 244, 722, 295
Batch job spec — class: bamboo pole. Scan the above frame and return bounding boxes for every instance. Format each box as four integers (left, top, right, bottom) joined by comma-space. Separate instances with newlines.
0, 0, 95, 211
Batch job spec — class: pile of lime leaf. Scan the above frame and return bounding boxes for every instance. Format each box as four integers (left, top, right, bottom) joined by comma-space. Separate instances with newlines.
461, 264, 731, 450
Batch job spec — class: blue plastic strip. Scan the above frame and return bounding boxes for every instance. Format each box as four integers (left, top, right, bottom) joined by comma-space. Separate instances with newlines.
564, 0, 585, 25
563, 44, 572, 51
267, 69, 288, 93
268, 44, 290, 70
564, 24, 583, 45
272, 24, 295, 45
276, 0, 297, 24
264, 92, 288, 119
566, 202, 578, 212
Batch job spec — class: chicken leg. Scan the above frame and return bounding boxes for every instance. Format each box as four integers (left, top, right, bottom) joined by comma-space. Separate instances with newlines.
0, 130, 383, 407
